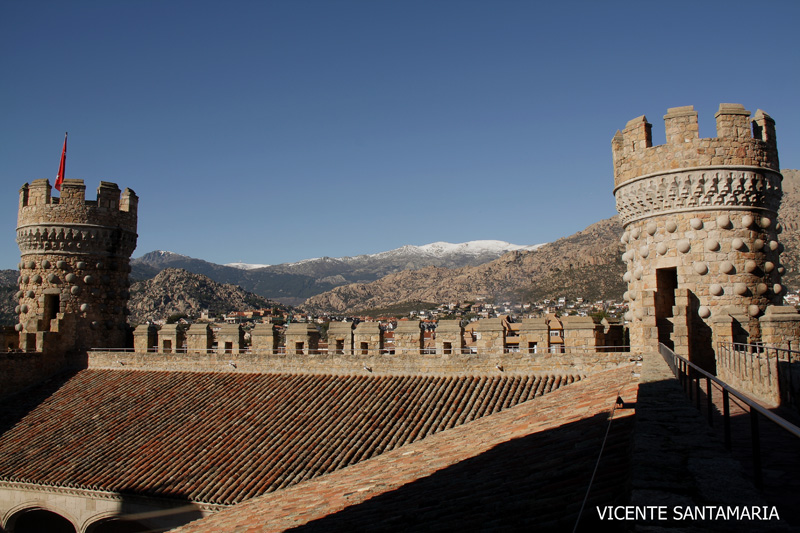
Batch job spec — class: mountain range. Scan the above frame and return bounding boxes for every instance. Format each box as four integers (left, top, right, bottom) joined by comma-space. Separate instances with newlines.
131, 240, 543, 306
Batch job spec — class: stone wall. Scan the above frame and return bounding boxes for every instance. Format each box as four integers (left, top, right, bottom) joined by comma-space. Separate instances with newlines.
0, 351, 72, 400
87, 350, 633, 377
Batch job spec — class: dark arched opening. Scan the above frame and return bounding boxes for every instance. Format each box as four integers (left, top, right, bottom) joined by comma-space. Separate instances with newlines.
9, 509, 75, 533
86, 517, 150, 533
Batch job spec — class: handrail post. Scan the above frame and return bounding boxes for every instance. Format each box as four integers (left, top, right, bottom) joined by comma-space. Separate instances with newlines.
706, 377, 713, 426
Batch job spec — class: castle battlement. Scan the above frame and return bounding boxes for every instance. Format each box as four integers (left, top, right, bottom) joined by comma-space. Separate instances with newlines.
612, 104, 779, 187
18, 179, 138, 235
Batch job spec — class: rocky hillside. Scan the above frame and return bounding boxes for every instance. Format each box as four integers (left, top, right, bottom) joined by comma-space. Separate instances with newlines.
778, 169, 800, 290
0, 270, 17, 327
304, 217, 626, 313
127, 268, 286, 325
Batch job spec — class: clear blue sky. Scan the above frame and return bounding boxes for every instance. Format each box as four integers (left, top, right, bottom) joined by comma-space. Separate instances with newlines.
2, 0, 798, 270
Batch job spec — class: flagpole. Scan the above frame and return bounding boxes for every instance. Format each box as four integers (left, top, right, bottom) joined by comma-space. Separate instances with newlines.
55, 132, 67, 193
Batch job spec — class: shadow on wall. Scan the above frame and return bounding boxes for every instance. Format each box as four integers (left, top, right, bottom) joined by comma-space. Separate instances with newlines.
286, 412, 635, 533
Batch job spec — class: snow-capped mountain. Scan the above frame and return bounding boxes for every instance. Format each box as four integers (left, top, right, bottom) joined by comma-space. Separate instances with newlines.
131, 240, 545, 306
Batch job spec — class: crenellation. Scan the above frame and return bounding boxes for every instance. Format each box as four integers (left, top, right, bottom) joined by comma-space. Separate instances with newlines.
612, 104, 780, 187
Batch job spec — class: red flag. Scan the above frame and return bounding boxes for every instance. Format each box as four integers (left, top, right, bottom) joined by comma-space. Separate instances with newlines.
55, 132, 67, 192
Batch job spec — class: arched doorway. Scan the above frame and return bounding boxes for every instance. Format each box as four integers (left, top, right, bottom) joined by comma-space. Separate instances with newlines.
7, 508, 76, 533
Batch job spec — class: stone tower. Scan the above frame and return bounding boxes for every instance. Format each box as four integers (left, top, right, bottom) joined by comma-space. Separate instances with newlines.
15, 179, 138, 354
612, 104, 784, 368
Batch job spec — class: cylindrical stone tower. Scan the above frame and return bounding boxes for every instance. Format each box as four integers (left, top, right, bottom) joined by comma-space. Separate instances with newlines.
612, 104, 783, 368
15, 178, 138, 354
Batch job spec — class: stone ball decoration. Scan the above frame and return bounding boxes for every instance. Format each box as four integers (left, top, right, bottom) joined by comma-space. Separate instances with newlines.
754, 239, 765, 251
731, 238, 745, 251
760, 217, 772, 229
690, 218, 703, 230
620, 234, 628, 244
624, 311, 633, 321
80, 303, 89, 312
776, 222, 783, 234
57, 260, 67, 270
666, 220, 678, 233
84, 275, 94, 284
756, 283, 768, 295
734, 283, 748, 296
25, 290, 34, 298
778, 266, 786, 275
31, 275, 42, 284
678, 240, 691, 253
635, 267, 643, 280
631, 227, 641, 239
748, 305, 761, 317
623, 271, 632, 282
744, 260, 757, 273
774, 284, 783, 295
96, 262, 104, 269
20, 304, 28, 313
764, 262, 775, 273
623, 291, 630, 302
42, 260, 51, 269
21, 275, 29, 284
14, 305, 20, 314
47, 273, 57, 283
91, 321, 99, 329
710, 284, 723, 296
70, 285, 81, 295
646, 222, 657, 235
694, 263, 708, 275
639, 245, 650, 258
15, 291, 22, 299
720, 261, 735, 275
635, 308, 644, 319
66, 273, 77, 283
656, 243, 668, 255
705, 239, 720, 252
716, 214, 731, 229
742, 214, 754, 228
76, 261, 86, 269
698, 306, 711, 319
25, 261, 35, 269
769, 240, 779, 251
15, 323, 23, 332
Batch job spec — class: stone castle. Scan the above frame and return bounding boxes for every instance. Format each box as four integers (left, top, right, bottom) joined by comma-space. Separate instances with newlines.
613, 104, 799, 370
1, 104, 798, 532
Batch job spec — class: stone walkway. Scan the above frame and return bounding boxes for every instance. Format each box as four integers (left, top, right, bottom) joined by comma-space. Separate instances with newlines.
631, 351, 797, 532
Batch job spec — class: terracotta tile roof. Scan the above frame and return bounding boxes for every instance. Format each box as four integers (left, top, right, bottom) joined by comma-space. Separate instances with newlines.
173, 366, 637, 532
0, 370, 580, 506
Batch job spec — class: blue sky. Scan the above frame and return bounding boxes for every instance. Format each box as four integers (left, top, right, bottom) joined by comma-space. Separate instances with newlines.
2, 0, 799, 270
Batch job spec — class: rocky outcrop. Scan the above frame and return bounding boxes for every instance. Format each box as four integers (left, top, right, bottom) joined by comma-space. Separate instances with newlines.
127, 268, 284, 324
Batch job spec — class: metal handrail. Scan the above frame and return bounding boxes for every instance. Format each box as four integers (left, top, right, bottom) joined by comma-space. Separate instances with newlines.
658, 342, 800, 488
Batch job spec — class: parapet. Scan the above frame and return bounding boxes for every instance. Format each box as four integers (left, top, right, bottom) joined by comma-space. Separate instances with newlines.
18, 179, 138, 235
612, 104, 779, 187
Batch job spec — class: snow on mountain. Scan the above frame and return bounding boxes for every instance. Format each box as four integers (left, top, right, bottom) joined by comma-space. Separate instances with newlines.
225, 261, 272, 270
229, 240, 545, 269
